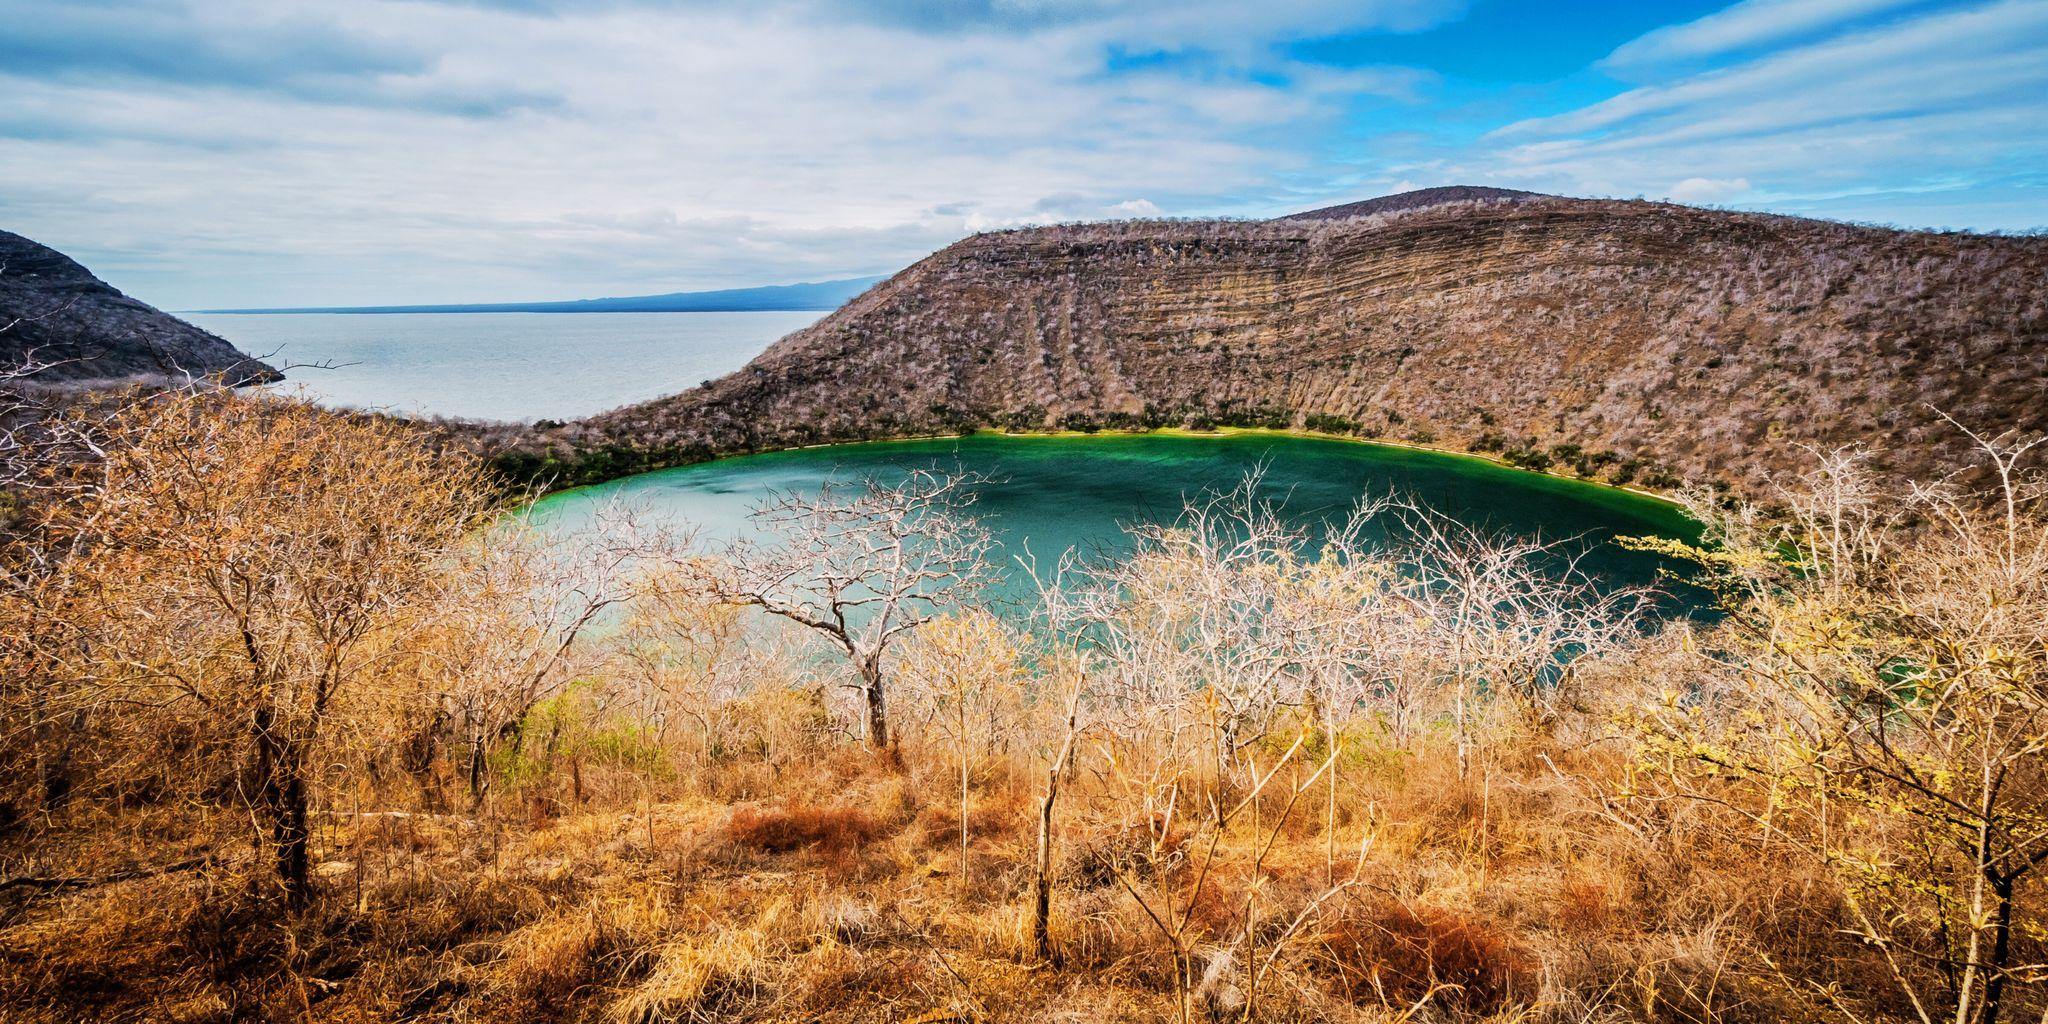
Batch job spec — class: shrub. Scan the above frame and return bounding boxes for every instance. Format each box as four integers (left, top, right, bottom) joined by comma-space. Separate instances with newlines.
1502, 446, 1553, 471
726, 805, 883, 854
1065, 816, 1187, 890
1641, 465, 1683, 488
997, 405, 1047, 431
1303, 413, 1360, 435
1316, 902, 1536, 1014
915, 798, 1019, 848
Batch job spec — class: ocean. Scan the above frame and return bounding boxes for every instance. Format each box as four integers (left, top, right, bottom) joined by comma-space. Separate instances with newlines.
184, 310, 822, 423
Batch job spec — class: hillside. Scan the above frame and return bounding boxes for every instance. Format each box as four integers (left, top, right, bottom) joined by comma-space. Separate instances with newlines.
199, 275, 884, 315
536, 191, 2046, 493
2, 230, 278, 385
0, 231, 277, 384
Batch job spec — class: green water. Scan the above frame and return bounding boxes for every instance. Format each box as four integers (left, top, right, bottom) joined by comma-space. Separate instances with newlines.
530, 431, 1704, 617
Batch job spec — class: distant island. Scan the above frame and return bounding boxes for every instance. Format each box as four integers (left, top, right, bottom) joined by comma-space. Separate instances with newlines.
194, 275, 886, 315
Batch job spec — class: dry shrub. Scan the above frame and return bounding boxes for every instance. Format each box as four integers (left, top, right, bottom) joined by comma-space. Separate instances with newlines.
1064, 816, 1186, 891
497, 892, 672, 1007
373, 864, 554, 951
1059, 888, 1168, 975
915, 796, 1020, 848
606, 897, 790, 1024
342, 812, 445, 855
500, 909, 611, 1004
0, 876, 265, 1015
1555, 876, 1611, 937
1316, 901, 1536, 1014
864, 773, 924, 828
726, 804, 884, 855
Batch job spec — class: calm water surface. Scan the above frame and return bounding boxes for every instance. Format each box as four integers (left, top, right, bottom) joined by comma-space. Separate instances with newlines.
531, 432, 1704, 616
185, 311, 820, 422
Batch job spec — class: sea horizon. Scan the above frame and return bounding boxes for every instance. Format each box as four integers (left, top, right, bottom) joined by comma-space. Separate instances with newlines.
186, 309, 820, 423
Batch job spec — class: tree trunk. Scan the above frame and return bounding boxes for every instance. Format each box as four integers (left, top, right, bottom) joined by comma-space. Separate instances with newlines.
467, 734, 489, 806
401, 707, 445, 778
36, 722, 74, 811
1031, 773, 1059, 962
860, 658, 891, 749
252, 707, 310, 907
1982, 872, 2016, 1024
270, 768, 310, 907
1032, 697, 1081, 962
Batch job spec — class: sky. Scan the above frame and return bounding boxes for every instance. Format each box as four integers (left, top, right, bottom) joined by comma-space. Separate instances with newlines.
1, 0, 2043, 309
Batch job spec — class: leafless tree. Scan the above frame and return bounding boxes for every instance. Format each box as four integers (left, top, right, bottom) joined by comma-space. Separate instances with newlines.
698, 468, 996, 748
406, 503, 656, 806
0, 261, 83, 491
1398, 509, 1657, 773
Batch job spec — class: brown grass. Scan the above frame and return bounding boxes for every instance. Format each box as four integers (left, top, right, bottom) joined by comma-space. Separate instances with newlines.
726, 803, 886, 855
0, 735, 1934, 1024
915, 795, 1022, 849
1315, 901, 1537, 1014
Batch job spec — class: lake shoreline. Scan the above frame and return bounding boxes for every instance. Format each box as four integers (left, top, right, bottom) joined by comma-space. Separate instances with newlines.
529, 428, 1705, 616
543, 424, 1691, 515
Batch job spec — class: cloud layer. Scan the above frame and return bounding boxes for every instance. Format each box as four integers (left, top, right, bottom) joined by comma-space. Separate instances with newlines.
0, 0, 2039, 307
1460, 0, 2046, 224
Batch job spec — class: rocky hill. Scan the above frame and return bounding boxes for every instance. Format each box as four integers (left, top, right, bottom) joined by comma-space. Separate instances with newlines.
1, 231, 276, 385
526, 190, 2044, 493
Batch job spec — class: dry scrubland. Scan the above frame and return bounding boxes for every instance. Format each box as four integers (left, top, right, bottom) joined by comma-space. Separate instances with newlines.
2, 387, 2046, 1023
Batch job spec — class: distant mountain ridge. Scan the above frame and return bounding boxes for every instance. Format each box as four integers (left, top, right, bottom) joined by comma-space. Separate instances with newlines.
200, 276, 886, 315
527, 188, 2046, 494
1, 231, 277, 384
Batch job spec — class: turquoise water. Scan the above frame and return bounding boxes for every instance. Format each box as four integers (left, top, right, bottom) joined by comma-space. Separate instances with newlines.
531, 431, 1704, 617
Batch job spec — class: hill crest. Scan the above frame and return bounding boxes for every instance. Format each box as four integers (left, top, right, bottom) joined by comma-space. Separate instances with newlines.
1, 231, 277, 385
1280, 185, 1547, 221
535, 194, 2044, 494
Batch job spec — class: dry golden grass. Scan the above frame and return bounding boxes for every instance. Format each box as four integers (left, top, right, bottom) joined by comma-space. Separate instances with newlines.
0, 730, 1899, 1024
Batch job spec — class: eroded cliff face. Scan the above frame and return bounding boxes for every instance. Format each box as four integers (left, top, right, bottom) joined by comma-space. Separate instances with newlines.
568, 196, 2045, 492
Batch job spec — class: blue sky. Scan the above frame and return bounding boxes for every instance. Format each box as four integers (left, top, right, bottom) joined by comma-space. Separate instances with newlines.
1, 0, 2043, 308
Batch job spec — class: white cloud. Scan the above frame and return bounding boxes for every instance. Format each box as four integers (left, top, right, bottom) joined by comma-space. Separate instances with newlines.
1603, 0, 1929, 71
1453, 1, 2048, 225
1, 0, 2040, 308
1666, 176, 1751, 203
1106, 199, 1164, 217
1500, 1, 2048, 141
0, 0, 1456, 307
